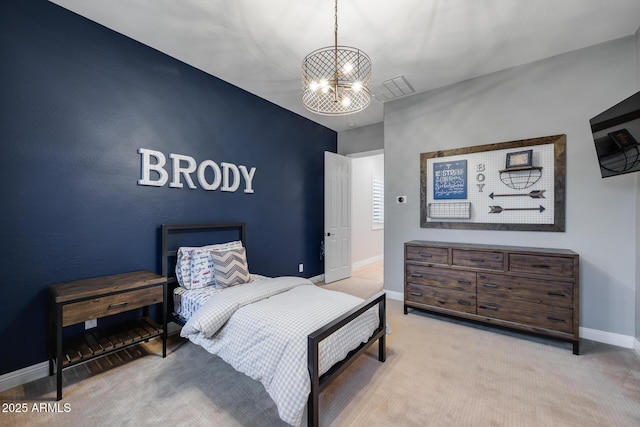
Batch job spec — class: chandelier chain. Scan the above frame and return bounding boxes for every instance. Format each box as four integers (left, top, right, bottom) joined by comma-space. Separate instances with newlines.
334, 0, 339, 101
334, 0, 338, 50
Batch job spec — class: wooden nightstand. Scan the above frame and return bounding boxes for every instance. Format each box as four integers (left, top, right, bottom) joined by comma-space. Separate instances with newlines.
49, 270, 167, 400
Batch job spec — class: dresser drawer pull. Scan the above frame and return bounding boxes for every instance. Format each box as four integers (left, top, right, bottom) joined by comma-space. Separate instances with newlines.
410, 292, 423, 297
410, 274, 423, 278
457, 300, 471, 306
547, 317, 566, 323
420, 254, 433, 258
532, 264, 550, 269
547, 291, 566, 297
480, 304, 498, 311
482, 283, 498, 288
470, 258, 485, 263
457, 280, 472, 285
107, 301, 129, 309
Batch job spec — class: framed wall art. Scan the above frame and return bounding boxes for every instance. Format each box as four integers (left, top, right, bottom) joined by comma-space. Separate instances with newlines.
420, 134, 566, 231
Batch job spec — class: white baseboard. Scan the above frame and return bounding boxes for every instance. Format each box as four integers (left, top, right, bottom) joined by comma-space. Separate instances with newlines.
385, 290, 403, 301
0, 361, 49, 393
579, 327, 636, 349
635, 338, 640, 357
308, 274, 324, 283
352, 255, 383, 271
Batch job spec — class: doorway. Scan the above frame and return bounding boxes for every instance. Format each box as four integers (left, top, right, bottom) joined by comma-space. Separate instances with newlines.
348, 150, 384, 282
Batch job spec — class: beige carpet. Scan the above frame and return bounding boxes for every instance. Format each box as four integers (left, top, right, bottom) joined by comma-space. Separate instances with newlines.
316, 276, 384, 300
2, 294, 640, 426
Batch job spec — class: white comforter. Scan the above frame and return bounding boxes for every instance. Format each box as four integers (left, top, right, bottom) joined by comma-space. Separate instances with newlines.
180, 276, 380, 426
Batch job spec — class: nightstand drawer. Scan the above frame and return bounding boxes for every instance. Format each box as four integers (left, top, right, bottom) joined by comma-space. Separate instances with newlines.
62, 286, 163, 327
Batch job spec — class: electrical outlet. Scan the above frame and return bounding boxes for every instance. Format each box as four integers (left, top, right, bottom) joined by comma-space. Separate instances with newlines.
299, 263, 304, 273
85, 319, 97, 329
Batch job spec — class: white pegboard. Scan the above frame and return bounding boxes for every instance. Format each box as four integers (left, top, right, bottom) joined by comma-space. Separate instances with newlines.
426, 143, 555, 224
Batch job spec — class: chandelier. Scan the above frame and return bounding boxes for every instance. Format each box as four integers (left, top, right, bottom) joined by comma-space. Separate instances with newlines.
301, 0, 372, 115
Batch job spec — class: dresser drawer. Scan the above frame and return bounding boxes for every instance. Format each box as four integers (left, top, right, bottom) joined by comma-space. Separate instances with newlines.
452, 249, 503, 270
406, 284, 476, 314
406, 245, 448, 264
477, 273, 573, 309
508, 254, 574, 278
477, 296, 573, 333
62, 286, 163, 327
406, 265, 476, 292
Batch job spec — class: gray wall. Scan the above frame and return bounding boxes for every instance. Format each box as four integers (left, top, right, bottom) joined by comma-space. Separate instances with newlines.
384, 36, 638, 338
338, 122, 384, 155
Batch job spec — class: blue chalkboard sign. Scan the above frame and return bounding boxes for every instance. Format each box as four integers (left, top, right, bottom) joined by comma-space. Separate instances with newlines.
433, 160, 467, 199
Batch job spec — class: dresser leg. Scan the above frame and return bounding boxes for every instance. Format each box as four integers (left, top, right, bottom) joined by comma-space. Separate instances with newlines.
404, 305, 408, 315
573, 341, 580, 355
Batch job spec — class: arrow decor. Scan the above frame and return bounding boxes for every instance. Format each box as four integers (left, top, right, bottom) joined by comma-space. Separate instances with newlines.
489, 190, 545, 199
489, 205, 546, 214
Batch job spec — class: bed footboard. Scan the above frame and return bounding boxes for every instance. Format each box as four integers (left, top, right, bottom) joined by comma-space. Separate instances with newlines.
307, 291, 386, 427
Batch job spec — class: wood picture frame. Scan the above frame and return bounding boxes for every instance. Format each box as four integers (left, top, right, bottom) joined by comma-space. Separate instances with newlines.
420, 134, 566, 231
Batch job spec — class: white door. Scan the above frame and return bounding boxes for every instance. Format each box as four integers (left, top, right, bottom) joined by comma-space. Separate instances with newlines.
324, 151, 351, 283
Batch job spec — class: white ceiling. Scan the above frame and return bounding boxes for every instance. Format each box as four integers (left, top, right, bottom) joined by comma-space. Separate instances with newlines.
49, 0, 640, 132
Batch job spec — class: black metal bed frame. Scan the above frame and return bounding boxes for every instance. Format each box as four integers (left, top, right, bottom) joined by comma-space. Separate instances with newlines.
161, 222, 246, 324
160, 222, 386, 427
307, 292, 386, 426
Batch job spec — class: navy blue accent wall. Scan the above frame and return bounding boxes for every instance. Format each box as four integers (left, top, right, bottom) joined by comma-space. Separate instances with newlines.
0, 0, 336, 375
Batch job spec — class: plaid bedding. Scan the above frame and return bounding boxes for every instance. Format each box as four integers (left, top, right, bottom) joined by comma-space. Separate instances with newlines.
180, 276, 379, 426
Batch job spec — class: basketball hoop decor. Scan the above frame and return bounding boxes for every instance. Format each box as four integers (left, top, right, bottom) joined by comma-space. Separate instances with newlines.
499, 150, 543, 190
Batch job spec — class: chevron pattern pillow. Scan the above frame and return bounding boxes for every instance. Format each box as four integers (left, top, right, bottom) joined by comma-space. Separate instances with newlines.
210, 247, 251, 288
175, 241, 244, 289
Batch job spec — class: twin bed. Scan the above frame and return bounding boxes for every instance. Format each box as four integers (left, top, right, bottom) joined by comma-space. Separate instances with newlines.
161, 223, 386, 427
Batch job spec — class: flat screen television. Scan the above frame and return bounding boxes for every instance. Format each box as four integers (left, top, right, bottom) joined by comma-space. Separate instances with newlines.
590, 91, 640, 178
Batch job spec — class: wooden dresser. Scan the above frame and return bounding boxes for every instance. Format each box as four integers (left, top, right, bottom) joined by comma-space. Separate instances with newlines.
404, 241, 579, 354
49, 270, 167, 400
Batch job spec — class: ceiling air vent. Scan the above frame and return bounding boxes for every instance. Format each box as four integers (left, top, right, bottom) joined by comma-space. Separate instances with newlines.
371, 75, 415, 102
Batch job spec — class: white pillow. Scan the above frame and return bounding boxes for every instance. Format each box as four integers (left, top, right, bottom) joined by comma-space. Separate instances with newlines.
175, 241, 243, 289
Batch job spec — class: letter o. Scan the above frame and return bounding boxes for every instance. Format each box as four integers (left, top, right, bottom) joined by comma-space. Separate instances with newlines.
197, 160, 222, 190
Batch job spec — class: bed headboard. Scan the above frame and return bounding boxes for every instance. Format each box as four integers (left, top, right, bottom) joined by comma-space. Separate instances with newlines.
161, 222, 246, 294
